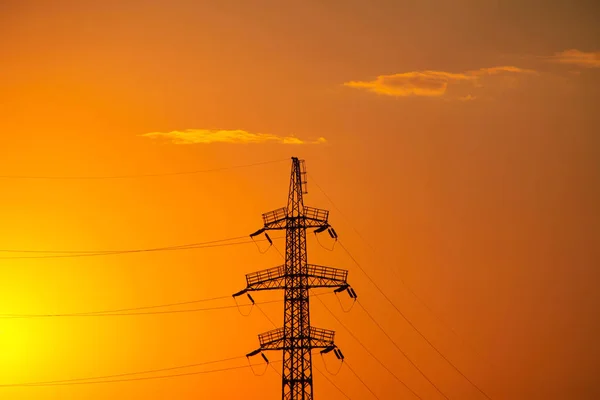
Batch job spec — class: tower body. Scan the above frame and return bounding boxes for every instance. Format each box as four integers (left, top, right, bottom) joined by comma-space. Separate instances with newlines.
234, 157, 353, 400
282, 158, 312, 399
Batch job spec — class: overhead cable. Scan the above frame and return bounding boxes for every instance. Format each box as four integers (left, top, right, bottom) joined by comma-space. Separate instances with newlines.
315, 296, 423, 400
0, 236, 278, 260
0, 355, 246, 387
0, 159, 288, 180
0, 361, 282, 387
311, 172, 493, 368
356, 301, 450, 399
338, 241, 492, 400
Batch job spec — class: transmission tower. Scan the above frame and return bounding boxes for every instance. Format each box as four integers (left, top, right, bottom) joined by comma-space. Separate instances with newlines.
233, 157, 357, 400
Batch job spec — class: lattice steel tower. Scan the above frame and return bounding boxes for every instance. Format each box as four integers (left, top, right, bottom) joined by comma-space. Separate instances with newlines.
234, 157, 356, 400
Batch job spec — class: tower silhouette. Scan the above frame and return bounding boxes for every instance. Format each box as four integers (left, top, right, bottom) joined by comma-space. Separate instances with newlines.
234, 157, 356, 399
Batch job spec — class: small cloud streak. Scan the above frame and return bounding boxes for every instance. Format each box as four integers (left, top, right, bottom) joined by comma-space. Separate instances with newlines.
469, 66, 537, 76
141, 129, 326, 145
344, 66, 537, 98
458, 94, 476, 101
549, 49, 600, 68
344, 71, 471, 97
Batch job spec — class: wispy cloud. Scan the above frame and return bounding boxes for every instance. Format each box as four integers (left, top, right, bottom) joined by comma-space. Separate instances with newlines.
344, 71, 470, 97
548, 49, 600, 68
469, 66, 537, 76
141, 129, 326, 145
344, 66, 537, 98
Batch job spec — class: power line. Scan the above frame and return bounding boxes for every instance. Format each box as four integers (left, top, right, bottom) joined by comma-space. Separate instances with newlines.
0, 235, 247, 253
344, 361, 380, 400
0, 295, 230, 317
0, 361, 282, 387
308, 173, 374, 252
356, 301, 450, 400
255, 303, 278, 327
338, 241, 493, 400
315, 295, 423, 400
0, 159, 288, 180
0, 236, 271, 260
0, 355, 245, 386
314, 366, 352, 400
310, 172, 492, 368
1, 292, 333, 319
0, 299, 279, 319
269, 363, 282, 376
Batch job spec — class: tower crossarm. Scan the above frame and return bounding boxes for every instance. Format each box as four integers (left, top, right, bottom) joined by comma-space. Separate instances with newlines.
261, 207, 288, 230
307, 326, 336, 349
234, 264, 351, 297
250, 205, 330, 233
303, 206, 329, 228
258, 327, 286, 350
256, 326, 336, 351
306, 264, 350, 288
245, 265, 286, 291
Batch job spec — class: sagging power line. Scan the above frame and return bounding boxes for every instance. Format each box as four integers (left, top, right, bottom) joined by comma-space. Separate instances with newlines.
0, 292, 333, 319
311, 172, 496, 377
0, 236, 277, 260
338, 241, 493, 399
0, 355, 247, 387
1, 359, 282, 387
0, 159, 287, 180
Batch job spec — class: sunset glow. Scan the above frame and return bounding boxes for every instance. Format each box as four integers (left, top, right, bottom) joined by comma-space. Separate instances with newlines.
1, 1, 598, 399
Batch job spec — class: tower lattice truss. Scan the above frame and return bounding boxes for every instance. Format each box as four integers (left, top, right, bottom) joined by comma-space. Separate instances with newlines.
233, 157, 357, 400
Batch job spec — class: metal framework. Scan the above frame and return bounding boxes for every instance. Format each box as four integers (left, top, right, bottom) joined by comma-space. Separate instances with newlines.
234, 157, 356, 400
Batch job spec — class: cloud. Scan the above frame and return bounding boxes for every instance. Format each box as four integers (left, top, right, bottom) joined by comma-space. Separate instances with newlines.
344, 66, 537, 98
469, 66, 537, 76
141, 129, 326, 145
344, 71, 471, 97
548, 49, 600, 68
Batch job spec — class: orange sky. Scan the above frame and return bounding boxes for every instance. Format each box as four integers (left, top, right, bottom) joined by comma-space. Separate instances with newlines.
1, 1, 599, 399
